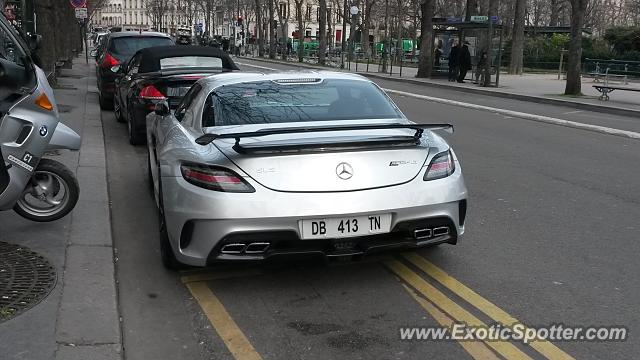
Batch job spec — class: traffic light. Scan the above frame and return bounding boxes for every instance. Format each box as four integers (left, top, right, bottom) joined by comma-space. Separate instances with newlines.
236, 16, 243, 27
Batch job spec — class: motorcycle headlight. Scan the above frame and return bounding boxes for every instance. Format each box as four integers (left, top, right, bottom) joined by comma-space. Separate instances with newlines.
424, 150, 455, 181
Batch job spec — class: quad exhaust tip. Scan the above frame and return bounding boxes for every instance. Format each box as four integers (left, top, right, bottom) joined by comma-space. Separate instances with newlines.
220, 242, 270, 255
245, 242, 270, 254
220, 243, 246, 254
414, 226, 450, 240
432, 226, 450, 237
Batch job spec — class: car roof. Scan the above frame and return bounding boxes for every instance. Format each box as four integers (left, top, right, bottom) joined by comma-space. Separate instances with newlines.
107, 31, 170, 39
198, 71, 372, 90
136, 46, 239, 73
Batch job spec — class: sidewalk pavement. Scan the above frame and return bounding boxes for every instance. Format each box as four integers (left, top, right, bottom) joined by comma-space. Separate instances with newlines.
238, 55, 640, 116
0, 54, 121, 359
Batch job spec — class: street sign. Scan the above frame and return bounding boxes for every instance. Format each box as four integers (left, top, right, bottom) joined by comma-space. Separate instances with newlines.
69, 0, 87, 8
75, 7, 87, 19
470, 15, 500, 24
470, 15, 488, 23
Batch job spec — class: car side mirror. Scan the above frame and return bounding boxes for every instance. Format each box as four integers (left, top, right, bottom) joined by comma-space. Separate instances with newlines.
28, 34, 42, 51
90, 49, 98, 58
155, 101, 170, 116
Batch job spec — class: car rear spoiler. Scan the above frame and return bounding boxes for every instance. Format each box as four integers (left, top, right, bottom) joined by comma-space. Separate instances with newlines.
195, 123, 454, 147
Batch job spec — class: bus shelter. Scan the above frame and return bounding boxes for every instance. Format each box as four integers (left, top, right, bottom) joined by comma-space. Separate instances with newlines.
432, 19, 504, 87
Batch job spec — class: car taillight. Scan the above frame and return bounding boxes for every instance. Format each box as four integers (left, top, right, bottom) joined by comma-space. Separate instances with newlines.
139, 85, 167, 100
180, 164, 255, 193
101, 53, 119, 70
424, 150, 455, 181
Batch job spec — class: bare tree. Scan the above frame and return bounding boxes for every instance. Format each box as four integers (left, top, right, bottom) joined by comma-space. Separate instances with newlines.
565, 0, 587, 95
360, 0, 376, 58
255, 0, 265, 56
294, 0, 305, 62
276, 0, 291, 60
318, 0, 328, 65
268, 0, 277, 58
416, 0, 435, 78
509, 0, 526, 74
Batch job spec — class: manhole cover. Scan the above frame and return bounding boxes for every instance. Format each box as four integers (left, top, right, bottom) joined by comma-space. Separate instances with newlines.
0, 242, 57, 323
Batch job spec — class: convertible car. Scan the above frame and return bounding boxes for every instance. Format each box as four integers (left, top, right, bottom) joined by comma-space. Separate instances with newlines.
146, 71, 468, 269
114, 45, 238, 144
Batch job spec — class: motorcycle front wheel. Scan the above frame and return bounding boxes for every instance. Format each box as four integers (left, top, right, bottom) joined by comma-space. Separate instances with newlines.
13, 159, 80, 222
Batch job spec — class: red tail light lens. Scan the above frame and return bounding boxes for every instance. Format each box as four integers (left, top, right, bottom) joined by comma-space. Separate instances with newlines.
180, 164, 255, 193
424, 150, 455, 181
101, 53, 119, 68
139, 85, 167, 100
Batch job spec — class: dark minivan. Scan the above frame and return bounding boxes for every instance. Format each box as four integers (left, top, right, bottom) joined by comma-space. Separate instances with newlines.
92, 32, 173, 109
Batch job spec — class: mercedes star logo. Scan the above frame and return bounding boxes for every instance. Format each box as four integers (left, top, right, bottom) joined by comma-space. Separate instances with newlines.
336, 162, 353, 180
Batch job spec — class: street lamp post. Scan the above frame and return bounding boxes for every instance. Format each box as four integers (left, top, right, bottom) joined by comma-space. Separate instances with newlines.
348, 5, 359, 63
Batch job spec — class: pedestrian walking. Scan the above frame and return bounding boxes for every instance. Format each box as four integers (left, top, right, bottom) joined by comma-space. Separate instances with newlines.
457, 41, 472, 83
434, 41, 443, 68
448, 40, 459, 82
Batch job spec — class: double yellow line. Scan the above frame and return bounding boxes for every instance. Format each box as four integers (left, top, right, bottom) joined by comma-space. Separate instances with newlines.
182, 254, 574, 360
386, 253, 574, 360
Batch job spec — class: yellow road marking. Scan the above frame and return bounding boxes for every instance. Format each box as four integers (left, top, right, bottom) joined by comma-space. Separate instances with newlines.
185, 282, 263, 360
403, 253, 575, 360
402, 284, 501, 360
181, 268, 264, 284
385, 260, 534, 360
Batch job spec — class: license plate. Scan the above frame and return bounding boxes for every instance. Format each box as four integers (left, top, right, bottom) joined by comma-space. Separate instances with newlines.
301, 214, 392, 239
166, 86, 190, 97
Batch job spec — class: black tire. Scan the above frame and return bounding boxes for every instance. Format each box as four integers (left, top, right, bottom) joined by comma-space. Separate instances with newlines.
114, 96, 125, 123
99, 91, 114, 110
157, 171, 184, 270
13, 159, 80, 222
128, 112, 145, 145
147, 151, 153, 192
158, 211, 184, 270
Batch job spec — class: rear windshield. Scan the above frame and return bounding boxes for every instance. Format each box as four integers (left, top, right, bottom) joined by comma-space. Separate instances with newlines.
160, 56, 222, 70
204, 79, 402, 127
109, 36, 172, 56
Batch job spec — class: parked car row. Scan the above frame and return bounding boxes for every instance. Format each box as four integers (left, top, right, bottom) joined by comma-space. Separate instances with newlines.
89, 34, 468, 271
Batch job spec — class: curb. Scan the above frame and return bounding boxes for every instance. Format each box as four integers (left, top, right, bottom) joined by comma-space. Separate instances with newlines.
236, 56, 640, 118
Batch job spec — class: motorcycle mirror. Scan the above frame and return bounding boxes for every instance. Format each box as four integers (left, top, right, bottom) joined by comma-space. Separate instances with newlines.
154, 101, 170, 116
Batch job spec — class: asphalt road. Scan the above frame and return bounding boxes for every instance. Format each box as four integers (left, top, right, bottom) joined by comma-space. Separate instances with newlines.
104, 60, 640, 360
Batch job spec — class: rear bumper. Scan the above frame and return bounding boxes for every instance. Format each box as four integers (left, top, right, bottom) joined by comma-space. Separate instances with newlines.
206, 215, 462, 264
161, 169, 468, 267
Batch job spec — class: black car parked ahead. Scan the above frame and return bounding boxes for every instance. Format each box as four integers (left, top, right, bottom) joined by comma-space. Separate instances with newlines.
113, 46, 239, 144
93, 32, 174, 110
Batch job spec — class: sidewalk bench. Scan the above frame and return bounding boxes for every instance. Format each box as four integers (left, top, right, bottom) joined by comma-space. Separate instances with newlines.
593, 85, 640, 101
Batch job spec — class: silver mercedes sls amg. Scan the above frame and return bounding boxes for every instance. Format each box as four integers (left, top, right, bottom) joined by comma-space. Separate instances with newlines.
146, 71, 468, 268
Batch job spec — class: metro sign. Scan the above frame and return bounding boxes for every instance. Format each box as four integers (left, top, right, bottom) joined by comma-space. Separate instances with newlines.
69, 0, 87, 8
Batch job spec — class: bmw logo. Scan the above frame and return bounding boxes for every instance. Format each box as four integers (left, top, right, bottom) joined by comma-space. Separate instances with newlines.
39, 125, 48, 137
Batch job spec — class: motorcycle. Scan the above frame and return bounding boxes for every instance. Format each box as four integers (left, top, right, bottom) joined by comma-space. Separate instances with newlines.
1, 15, 81, 222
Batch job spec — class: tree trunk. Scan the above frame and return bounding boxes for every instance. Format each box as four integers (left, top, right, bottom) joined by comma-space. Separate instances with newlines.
296, 0, 304, 62
483, 0, 494, 86
565, 0, 586, 95
318, 0, 327, 65
255, 0, 264, 56
268, 0, 276, 59
278, 1, 289, 60
34, 0, 57, 72
416, 0, 434, 78
508, 0, 526, 74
